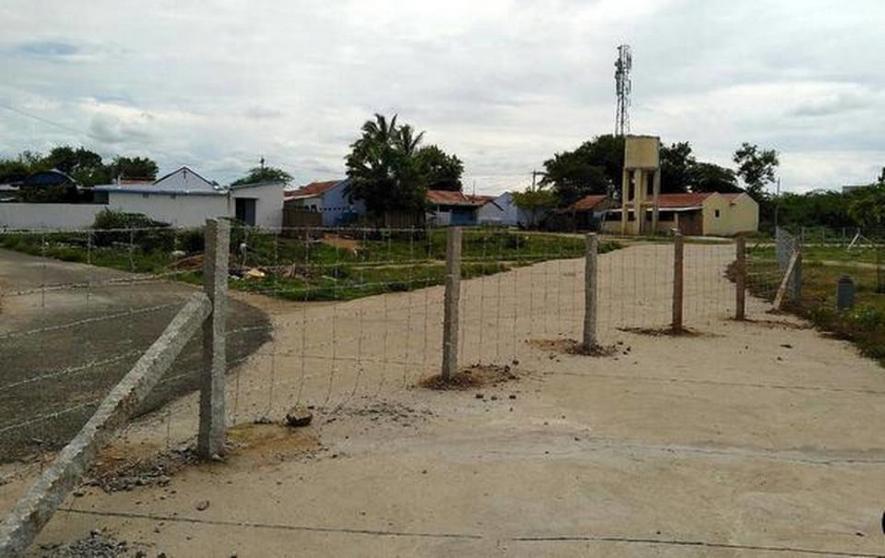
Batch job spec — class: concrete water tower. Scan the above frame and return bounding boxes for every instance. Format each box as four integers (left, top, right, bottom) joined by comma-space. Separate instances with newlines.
620, 135, 661, 235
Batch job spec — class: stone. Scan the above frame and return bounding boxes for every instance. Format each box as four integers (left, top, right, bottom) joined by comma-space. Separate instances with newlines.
195, 500, 210, 511
285, 406, 313, 428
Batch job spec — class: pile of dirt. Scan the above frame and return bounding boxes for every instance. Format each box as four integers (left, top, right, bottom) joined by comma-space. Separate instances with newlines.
334, 399, 435, 425
419, 363, 519, 391
40, 530, 132, 557
87, 446, 198, 493
617, 326, 705, 337
527, 338, 618, 357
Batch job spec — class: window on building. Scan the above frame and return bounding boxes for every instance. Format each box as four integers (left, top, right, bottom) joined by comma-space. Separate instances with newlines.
142, 193, 149, 199
715, 209, 721, 218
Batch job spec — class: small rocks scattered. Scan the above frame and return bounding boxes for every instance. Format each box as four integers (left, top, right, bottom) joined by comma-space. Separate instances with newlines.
40, 530, 129, 558
87, 445, 198, 494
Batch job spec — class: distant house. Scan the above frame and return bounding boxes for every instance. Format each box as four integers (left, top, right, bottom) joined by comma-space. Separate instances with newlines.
561, 194, 615, 231
284, 179, 364, 227
426, 190, 486, 226
476, 191, 531, 227
15, 169, 80, 202
94, 167, 284, 228
601, 192, 758, 236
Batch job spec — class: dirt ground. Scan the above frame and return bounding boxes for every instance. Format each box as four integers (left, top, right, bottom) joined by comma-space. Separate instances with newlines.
0, 248, 271, 462
2, 243, 884, 557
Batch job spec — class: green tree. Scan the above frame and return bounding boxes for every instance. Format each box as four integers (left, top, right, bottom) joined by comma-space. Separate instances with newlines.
659, 142, 693, 193
512, 186, 556, 228
345, 114, 433, 216
687, 162, 741, 193
0, 159, 30, 183
414, 145, 463, 191
108, 156, 159, 180
733, 143, 779, 200
541, 135, 624, 207
848, 183, 885, 230
231, 166, 292, 186
39, 146, 109, 186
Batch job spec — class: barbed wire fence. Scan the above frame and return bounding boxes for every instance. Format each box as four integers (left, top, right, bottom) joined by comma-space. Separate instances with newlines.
1, 221, 757, 553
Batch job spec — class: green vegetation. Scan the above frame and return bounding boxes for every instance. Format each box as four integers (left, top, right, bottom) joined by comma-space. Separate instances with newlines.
345, 114, 465, 217
0, 212, 619, 302
231, 165, 292, 186
745, 246, 885, 366
0, 146, 159, 187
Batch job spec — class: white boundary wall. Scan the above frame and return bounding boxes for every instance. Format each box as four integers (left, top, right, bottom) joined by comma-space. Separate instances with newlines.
0, 203, 106, 230
0, 182, 285, 230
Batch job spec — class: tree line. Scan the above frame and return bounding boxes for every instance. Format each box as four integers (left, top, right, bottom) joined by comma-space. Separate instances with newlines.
0, 146, 160, 187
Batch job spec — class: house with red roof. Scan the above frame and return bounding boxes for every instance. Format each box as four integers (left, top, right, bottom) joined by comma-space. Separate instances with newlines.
284, 179, 365, 227
425, 189, 487, 226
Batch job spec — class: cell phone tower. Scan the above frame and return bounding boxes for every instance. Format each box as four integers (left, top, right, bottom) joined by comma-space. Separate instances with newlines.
614, 44, 632, 137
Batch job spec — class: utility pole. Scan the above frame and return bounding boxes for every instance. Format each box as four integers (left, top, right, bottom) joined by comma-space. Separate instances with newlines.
531, 170, 545, 190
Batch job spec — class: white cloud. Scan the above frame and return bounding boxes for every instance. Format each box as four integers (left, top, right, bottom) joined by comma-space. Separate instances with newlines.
0, 0, 883, 194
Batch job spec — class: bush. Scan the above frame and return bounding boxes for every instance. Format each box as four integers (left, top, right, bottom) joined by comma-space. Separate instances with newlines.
91, 209, 173, 252
848, 305, 885, 329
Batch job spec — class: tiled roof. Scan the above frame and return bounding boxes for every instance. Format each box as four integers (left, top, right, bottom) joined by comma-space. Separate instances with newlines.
655, 193, 713, 209
467, 194, 495, 204
285, 180, 342, 199
426, 190, 486, 206
568, 194, 609, 211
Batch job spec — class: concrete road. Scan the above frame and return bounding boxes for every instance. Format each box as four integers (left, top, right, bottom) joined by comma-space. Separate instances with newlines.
0, 248, 270, 463
3, 244, 884, 557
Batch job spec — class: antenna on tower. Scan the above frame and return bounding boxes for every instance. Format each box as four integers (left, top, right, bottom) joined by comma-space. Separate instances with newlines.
614, 44, 632, 136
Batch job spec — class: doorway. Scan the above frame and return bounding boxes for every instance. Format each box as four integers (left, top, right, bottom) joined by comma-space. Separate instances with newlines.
235, 198, 257, 226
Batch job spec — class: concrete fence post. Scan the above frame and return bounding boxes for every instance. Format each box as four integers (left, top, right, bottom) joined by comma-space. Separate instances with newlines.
198, 218, 230, 458
672, 232, 684, 331
582, 233, 599, 349
735, 236, 746, 320
0, 294, 211, 557
441, 226, 462, 380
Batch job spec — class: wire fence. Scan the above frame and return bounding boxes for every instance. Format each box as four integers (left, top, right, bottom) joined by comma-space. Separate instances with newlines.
0, 224, 749, 474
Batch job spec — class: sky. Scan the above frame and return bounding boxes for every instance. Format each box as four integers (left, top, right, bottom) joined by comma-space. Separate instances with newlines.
1, 0, 884, 194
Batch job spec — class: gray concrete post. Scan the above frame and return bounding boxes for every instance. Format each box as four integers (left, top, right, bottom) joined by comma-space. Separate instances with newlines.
582, 233, 599, 349
735, 236, 746, 320
651, 170, 661, 234
441, 227, 462, 380
198, 218, 230, 458
0, 294, 211, 557
672, 232, 684, 331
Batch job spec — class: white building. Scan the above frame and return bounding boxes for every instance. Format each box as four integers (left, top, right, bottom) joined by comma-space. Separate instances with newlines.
95, 167, 285, 228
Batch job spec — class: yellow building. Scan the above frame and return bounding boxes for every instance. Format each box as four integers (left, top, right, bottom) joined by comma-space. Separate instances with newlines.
601, 192, 758, 236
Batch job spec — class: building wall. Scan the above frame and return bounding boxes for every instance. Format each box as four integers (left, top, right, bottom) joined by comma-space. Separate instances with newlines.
477, 192, 520, 226
702, 193, 758, 236
0, 203, 106, 230
318, 181, 365, 227
108, 192, 228, 228
229, 182, 284, 229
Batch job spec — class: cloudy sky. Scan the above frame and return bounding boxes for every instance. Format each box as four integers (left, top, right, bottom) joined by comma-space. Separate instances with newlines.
1, 0, 883, 194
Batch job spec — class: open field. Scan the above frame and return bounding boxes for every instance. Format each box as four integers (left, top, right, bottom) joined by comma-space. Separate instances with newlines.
2, 243, 883, 557
0, 228, 620, 302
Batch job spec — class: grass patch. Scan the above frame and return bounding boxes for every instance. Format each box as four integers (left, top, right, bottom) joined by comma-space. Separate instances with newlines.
743, 251, 885, 366
0, 228, 620, 303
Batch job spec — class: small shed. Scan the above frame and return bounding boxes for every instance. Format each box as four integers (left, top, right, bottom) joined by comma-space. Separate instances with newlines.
426, 190, 484, 226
